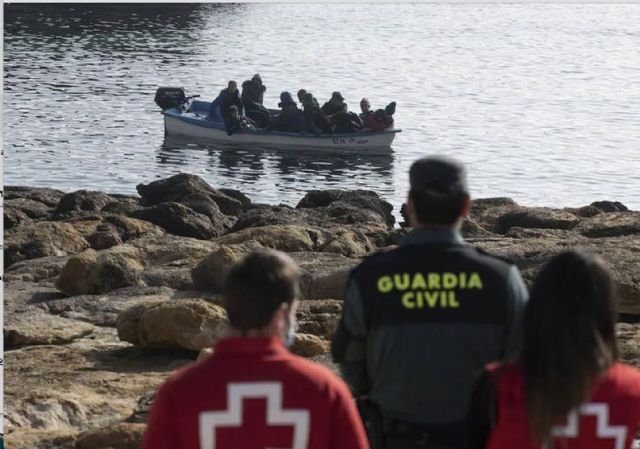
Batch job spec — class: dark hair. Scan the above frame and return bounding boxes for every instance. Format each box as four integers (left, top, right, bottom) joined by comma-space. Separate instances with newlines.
409, 189, 468, 226
297, 89, 307, 99
517, 249, 618, 445
223, 249, 300, 333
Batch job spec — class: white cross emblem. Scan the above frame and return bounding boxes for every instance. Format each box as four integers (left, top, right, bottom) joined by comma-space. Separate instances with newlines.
199, 382, 310, 449
547, 403, 628, 449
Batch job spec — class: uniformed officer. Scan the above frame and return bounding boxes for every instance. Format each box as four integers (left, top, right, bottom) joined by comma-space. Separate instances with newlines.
143, 249, 369, 449
332, 155, 529, 449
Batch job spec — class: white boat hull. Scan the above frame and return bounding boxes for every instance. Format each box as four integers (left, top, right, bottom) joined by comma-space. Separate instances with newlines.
163, 111, 399, 150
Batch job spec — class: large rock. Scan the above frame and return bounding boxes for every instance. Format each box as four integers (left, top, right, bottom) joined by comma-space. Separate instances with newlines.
191, 242, 262, 291
5, 222, 90, 267
5, 185, 66, 207
4, 255, 71, 283
117, 299, 228, 350
55, 190, 114, 214
218, 225, 315, 252
75, 423, 145, 449
101, 197, 143, 215
137, 173, 243, 215
131, 202, 223, 239
496, 207, 581, 233
297, 189, 395, 227
56, 248, 144, 296
128, 234, 220, 267
5, 312, 95, 348
575, 212, 640, 238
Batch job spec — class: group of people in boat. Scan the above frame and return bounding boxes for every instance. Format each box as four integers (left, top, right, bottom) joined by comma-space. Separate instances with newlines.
207, 74, 397, 136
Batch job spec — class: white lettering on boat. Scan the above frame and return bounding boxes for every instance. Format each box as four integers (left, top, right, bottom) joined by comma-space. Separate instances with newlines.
332, 137, 369, 145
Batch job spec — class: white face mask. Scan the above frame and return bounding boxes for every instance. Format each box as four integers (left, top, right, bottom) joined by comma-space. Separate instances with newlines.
284, 313, 296, 348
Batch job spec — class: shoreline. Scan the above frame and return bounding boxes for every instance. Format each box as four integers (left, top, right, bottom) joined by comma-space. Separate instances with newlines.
3, 173, 640, 447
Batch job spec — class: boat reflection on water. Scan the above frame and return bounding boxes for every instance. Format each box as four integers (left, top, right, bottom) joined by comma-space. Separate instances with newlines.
158, 135, 396, 205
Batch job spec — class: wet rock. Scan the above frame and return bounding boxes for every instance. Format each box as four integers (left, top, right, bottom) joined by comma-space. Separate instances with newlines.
5, 312, 95, 348
117, 298, 228, 350
591, 201, 629, 213
5, 185, 66, 207
55, 190, 114, 214
291, 333, 330, 357
219, 188, 252, 209
297, 189, 395, 227
131, 202, 223, 239
229, 205, 313, 231
470, 197, 518, 215
292, 252, 357, 300
575, 212, 640, 238
137, 173, 243, 216
75, 423, 146, 449
191, 242, 262, 291
5, 222, 90, 267
496, 207, 581, 233
218, 225, 315, 252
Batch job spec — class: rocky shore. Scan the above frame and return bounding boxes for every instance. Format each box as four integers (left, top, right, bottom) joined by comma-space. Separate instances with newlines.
4, 173, 640, 449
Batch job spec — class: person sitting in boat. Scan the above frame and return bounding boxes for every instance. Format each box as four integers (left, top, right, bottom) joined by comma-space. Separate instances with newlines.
363, 101, 396, 131
359, 97, 373, 121
321, 91, 348, 116
301, 92, 331, 134
225, 105, 255, 136
266, 91, 306, 133
241, 73, 270, 128
208, 80, 243, 123
332, 110, 364, 134
297, 89, 307, 104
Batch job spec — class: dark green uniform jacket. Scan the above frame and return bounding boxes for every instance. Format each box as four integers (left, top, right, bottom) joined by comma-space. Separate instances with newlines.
332, 229, 528, 425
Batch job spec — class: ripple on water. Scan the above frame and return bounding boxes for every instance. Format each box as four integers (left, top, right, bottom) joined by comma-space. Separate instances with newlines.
4, 3, 640, 213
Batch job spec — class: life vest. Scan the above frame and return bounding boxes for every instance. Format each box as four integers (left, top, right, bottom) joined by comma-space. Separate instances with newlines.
487, 363, 640, 449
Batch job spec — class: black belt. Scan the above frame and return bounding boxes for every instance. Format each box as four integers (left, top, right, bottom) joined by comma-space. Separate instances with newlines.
382, 418, 465, 447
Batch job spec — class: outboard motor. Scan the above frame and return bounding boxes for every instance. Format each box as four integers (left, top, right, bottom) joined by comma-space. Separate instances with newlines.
154, 87, 186, 110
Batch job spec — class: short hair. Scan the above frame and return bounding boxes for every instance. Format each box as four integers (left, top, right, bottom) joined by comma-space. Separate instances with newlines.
223, 249, 300, 333
409, 189, 468, 226
297, 89, 307, 99
228, 80, 237, 88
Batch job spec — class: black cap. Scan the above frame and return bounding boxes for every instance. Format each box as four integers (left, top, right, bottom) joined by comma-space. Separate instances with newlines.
409, 156, 469, 194
332, 91, 344, 101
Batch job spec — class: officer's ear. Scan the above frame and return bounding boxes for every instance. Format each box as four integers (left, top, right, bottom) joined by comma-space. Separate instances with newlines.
461, 195, 472, 219
405, 194, 419, 228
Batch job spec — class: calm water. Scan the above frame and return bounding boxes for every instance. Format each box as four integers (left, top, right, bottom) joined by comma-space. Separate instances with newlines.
4, 4, 640, 213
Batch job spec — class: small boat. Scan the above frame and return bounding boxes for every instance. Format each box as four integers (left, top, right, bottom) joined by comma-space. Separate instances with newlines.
155, 87, 401, 150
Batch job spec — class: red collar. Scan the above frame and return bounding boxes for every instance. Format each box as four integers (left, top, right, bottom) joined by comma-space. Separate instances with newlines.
214, 337, 288, 357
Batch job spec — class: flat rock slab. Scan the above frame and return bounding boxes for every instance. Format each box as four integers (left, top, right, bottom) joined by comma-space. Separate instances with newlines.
576, 212, 640, 238
5, 312, 95, 348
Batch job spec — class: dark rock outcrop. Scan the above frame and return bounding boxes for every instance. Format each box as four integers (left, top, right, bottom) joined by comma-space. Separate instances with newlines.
55, 190, 115, 214
131, 202, 223, 239
297, 189, 395, 227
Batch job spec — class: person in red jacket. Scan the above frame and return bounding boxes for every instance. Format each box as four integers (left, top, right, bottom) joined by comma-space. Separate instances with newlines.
467, 249, 640, 449
142, 249, 369, 449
